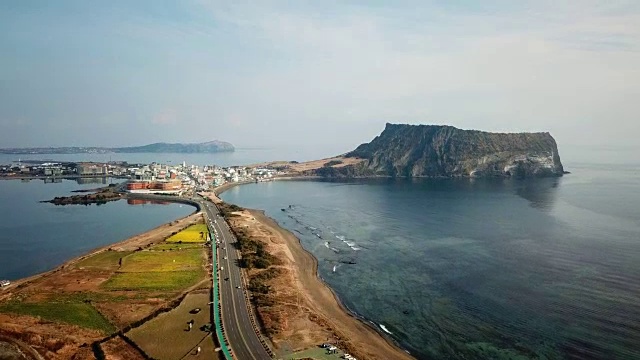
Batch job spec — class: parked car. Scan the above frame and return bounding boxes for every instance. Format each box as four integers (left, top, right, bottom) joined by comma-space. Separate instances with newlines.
0, 280, 10, 287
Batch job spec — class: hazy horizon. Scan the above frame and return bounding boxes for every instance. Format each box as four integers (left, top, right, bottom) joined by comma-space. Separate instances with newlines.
1, 1, 639, 160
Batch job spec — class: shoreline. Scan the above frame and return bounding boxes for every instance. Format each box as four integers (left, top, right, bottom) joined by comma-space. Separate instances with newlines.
0, 204, 200, 292
3, 177, 413, 358
215, 181, 415, 359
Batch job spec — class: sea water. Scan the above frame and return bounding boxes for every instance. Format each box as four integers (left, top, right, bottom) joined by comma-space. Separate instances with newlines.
221, 162, 640, 359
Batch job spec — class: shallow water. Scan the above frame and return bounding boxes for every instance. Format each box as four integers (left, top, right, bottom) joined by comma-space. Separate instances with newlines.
221, 163, 640, 359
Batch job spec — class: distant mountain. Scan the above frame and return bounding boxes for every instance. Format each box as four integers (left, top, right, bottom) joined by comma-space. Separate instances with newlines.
0, 140, 235, 155
113, 140, 234, 153
307, 123, 564, 178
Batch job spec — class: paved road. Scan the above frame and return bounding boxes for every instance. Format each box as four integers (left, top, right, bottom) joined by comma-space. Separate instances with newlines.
200, 199, 272, 360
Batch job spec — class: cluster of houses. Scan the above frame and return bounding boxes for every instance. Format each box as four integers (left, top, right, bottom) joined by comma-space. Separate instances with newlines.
124, 162, 285, 193
188, 164, 283, 191
0, 159, 287, 193
0, 161, 128, 178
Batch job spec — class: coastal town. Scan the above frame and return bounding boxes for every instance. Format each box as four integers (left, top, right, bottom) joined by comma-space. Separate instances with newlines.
0, 159, 288, 194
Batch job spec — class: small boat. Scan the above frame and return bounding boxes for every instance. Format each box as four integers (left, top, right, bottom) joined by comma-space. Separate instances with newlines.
0, 280, 10, 287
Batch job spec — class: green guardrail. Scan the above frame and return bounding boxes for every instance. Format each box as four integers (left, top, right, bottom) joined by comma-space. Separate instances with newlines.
211, 228, 233, 359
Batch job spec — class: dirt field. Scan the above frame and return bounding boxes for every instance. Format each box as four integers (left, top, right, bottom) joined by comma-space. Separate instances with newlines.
100, 336, 146, 360
0, 312, 104, 359
246, 156, 365, 173
0, 335, 42, 360
224, 209, 414, 360
0, 211, 215, 360
127, 292, 215, 360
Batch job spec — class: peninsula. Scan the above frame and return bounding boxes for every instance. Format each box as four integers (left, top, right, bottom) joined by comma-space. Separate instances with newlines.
0, 140, 235, 155
258, 123, 565, 178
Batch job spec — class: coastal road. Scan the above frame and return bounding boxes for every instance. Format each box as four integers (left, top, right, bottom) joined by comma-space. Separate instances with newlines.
199, 199, 272, 360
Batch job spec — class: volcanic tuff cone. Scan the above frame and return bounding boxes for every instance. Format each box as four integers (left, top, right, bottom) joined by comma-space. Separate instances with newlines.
313, 123, 564, 178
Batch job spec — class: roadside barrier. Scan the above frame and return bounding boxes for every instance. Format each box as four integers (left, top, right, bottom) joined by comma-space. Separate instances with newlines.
211, 227, 234, 359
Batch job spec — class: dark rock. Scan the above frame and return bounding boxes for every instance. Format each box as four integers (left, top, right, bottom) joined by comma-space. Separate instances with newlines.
310, 123, 565, 178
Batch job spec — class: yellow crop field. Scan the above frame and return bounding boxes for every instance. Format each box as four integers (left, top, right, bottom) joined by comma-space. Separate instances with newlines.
150, 243, 202, 251
166, 223, 209, 243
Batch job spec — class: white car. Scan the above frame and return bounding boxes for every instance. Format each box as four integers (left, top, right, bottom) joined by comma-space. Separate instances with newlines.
0, 280, 10, 287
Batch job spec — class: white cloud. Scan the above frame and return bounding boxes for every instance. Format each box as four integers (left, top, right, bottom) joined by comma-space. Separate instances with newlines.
2, 0, 638, 153
192, 0, 640, 148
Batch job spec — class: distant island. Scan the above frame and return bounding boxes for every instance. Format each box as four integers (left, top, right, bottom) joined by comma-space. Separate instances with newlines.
261, 123, 566, 178
0, 140, 235, 154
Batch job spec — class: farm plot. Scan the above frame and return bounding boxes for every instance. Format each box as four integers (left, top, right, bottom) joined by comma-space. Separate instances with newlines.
104, 271, 204, 291
150, 243, 203, 251
75, 250, 132, 270
0, 301, 114, 333
127, 292, 215, 360
102, 249, 205, 291
166, 224, 209, 243
119, 250, 202, 272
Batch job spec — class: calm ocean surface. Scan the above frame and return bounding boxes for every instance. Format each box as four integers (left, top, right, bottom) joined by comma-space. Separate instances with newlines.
221, 162, 640, 360
0, 147, 329, 168
0, 178, 195, 280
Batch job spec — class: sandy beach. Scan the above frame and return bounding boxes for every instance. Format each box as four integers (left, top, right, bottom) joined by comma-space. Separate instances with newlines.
207, 187, 415, 359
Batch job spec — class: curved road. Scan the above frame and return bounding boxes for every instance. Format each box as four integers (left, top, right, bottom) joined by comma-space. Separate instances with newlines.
200, 199, 272, 360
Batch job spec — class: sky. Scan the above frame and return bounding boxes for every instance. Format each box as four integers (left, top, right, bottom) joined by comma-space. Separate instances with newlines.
1, 0, 639, 158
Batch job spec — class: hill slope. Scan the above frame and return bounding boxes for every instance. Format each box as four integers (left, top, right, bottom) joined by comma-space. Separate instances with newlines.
0, 141, 234, 154
113, 140, 234, 153
310, 123, 564, 178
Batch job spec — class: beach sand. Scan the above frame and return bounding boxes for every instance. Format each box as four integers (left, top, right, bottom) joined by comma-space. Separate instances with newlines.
204, 188, 414, 359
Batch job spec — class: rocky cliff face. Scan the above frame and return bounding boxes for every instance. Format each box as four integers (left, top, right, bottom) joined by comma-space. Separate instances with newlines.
318, 124, 564, 178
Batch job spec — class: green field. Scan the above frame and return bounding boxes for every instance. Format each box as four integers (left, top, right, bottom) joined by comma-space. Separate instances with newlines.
166, 223, 209, 243
75, 251, 132, 270
0, 301, 114, 333
103, 248, 205, 291
103, 270, 204, 291
119, 250, 202, 272
150, 243, 203, 251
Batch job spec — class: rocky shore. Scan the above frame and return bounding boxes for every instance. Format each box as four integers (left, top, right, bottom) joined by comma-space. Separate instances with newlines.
40, 185, 123, 205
